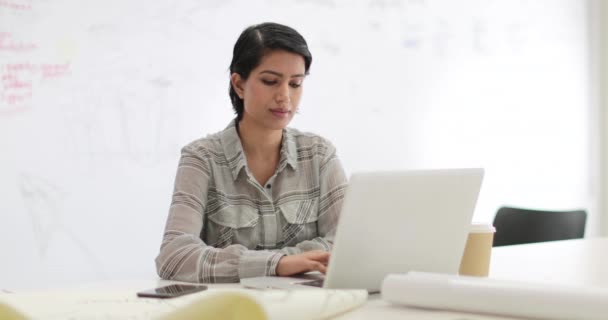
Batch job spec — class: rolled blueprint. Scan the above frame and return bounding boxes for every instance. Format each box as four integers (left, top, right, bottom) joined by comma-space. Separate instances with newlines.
382, 271, 608, 320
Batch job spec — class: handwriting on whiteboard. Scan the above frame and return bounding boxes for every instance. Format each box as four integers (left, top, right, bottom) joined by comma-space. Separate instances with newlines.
0, 0, 32, 10
0, 32, 37, 52
1, 62, 71, 112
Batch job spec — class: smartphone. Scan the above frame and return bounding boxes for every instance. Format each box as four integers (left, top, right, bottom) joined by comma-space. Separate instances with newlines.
136, 284, 208, 299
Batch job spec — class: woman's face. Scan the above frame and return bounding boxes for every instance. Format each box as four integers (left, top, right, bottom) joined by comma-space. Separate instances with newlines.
232, 50, 306, 131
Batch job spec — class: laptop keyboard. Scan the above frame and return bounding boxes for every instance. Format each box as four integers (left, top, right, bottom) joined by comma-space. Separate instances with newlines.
298, 279, 380, 294
300, 279, 325, 287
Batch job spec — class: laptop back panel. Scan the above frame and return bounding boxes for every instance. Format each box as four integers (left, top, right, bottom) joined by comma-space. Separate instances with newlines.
324, 168, 484, 291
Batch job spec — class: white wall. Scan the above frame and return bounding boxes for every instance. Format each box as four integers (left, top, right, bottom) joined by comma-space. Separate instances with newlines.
595, 0, 608, 236
0, 0, 593, 289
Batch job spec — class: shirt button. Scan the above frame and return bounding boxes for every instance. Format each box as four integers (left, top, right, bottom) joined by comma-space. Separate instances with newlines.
266, 184, 271, 189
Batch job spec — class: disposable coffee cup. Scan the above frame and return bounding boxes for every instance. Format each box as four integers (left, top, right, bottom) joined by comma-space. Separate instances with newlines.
459, 223, 496, 277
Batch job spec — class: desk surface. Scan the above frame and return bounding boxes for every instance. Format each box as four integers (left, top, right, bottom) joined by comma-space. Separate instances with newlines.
5, 237, 607, 320
490, 237, 608, 288
334, 237, 608, 320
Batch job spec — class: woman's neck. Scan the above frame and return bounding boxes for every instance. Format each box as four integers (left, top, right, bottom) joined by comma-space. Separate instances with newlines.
237, 117, 283, 159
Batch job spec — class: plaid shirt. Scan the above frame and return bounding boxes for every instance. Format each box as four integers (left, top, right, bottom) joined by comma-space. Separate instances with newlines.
155, 120, 348, 283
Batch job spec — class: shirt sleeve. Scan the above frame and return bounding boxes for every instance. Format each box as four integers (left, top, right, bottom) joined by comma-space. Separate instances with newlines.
274, 140, 348, 255
155, 146, 285, 283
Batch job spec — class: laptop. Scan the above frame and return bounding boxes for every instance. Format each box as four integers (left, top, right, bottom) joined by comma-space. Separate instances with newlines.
240, 168, 484, 293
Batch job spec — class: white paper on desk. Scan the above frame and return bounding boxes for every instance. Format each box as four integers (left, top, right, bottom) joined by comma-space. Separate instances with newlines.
0, 288, 367, 320
381, 271, 608, 320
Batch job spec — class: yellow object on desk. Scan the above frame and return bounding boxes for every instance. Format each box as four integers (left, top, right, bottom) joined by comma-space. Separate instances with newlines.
0, 288, 367, 320
0, 302, 27, 320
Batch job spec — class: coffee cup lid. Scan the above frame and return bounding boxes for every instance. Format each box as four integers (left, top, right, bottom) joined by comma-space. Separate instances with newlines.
469, 223, 496, 233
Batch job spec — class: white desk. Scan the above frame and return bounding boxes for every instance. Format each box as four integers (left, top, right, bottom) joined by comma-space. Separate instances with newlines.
333, 237, 608, 319
490, 237, 608, 287
5, 238, 607, 319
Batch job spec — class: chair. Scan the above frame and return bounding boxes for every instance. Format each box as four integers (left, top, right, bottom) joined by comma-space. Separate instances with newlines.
492, 206, 587, 247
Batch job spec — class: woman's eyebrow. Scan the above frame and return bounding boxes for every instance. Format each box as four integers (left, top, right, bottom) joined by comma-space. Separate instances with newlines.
260, 70, 305, 78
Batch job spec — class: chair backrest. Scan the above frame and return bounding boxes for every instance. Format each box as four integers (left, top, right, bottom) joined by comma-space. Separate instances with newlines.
492, 206, 587, 247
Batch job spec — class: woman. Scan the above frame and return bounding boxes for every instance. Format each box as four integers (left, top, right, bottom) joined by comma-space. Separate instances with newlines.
155, 22, 347, 283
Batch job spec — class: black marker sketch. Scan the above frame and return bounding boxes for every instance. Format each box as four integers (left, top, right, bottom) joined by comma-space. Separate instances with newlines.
63, 75, 177, 164
402, 22, 424, 50
19, 173, 107, 278
433, 19, 452, 58
472, 17, 490, 55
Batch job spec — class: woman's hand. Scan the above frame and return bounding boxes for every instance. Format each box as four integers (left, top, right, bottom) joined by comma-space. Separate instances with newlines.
275, 250, 330, 276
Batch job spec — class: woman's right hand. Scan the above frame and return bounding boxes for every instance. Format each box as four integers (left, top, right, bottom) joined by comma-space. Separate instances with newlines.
275, 250, 330, 276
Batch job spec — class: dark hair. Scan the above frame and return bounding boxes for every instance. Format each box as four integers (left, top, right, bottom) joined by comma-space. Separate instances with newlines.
229, 22, 312, 121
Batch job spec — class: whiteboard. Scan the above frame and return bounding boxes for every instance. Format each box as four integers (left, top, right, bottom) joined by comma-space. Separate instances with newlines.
0, 0, 593, 288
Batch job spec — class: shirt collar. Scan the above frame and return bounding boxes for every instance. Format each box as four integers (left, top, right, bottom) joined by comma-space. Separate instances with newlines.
280, 127, 298, 172
220, 119, 298, 181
